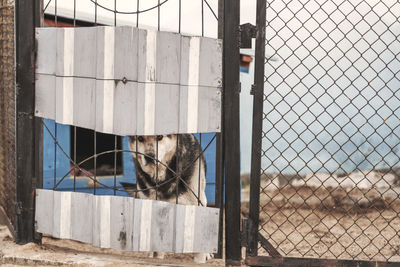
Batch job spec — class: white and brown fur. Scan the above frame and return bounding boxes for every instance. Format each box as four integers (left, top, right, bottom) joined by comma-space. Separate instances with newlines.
127, 134, 210, 262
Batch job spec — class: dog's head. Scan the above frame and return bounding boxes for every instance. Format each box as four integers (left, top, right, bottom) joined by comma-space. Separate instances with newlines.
129, 135, 177, 180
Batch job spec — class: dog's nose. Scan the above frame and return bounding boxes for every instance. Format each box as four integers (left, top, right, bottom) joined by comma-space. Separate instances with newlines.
144, 153, 156, 164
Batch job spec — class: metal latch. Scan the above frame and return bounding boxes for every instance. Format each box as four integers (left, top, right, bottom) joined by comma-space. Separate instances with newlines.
239, 23, 257, 49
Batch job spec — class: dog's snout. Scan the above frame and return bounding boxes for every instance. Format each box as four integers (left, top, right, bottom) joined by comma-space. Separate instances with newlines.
144, 153, 156, 165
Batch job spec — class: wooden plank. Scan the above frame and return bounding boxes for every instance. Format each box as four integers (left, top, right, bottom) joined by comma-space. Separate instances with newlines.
155, 84, 180, 134
55, 77, 74, 125
183, 205, 196, 253
96, 26, 115, 80
35, 189, 54, 235
113, 81, 137, 136
73, 78, 96, 129
114, 26, 139, 81
197, 86, 221, 133
131, 198, 142, 251
35, 27, 56, 75
139, 199, 152, 251
95, 80, 115, 134
52, 191, 72, 239
138, 29, 157, 83
92, 195, 111, 248
35, 27, 222, 135
156, 31, 181, 84
173, 204, 186, 253
35, 74, 56, 120
193, 206, 219, 254
109, 196, 134, 251
56, 28, 74, 77
35, 190, 220, 254
178, 85, 189, 133
150, 200, 175, 252
199, 38, 222, 88
73, 27, 97, 78
70, 192, 93, 244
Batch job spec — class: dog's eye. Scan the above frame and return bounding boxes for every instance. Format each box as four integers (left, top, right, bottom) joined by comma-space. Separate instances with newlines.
137, 136, 144, 142
157, 135, 163, 141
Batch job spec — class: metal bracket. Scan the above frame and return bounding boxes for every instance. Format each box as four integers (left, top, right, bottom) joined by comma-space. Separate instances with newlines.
242, 219, 281, 258
250, 84, 256, 95
239, 23, 257, 49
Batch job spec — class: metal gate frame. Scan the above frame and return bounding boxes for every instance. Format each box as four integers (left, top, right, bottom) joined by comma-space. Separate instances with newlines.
12, 0, 244, 264
245, 0, 400, 266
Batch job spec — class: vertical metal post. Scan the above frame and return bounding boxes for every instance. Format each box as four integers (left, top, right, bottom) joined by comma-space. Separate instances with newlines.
214, 0, 224, 259
15, 0, 43, 243
247, 0, 266, 257
222, 0, 241, 264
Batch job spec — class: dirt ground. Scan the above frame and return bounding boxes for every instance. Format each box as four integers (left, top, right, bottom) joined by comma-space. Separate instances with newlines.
241, 182, 400, 263
0, 225, 225, 266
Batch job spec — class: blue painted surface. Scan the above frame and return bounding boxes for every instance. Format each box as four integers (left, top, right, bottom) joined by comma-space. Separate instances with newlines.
42, 120, 217, 203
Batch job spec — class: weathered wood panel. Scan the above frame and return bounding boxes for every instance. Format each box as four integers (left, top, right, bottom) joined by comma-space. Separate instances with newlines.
35, 189, 220, 254
35, 26, 222, 135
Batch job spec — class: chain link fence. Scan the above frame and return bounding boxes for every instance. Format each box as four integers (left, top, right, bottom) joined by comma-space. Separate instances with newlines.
0, 0, 16, 230
259, 0, 400, 261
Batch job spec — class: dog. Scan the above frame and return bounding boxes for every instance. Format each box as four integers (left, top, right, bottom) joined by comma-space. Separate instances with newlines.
124, 134, 211, 263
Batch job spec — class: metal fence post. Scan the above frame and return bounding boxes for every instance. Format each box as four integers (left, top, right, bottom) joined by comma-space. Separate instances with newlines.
14, 0, 43, 244
222, 0, 242, 264
247, 0, 266, 257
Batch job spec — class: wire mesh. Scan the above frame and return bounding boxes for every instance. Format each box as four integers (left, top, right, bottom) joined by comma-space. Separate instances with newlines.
258, 0, 400, 262
40, 0, 219, 208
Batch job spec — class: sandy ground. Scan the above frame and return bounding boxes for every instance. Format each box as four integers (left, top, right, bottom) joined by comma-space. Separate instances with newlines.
241, 177, 400, 263
0, 225, 225, 266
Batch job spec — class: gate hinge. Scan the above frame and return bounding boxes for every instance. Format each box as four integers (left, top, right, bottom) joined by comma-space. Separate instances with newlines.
250, 84, 256, 95
241, 218, 249, 247
239, 23, 257, 49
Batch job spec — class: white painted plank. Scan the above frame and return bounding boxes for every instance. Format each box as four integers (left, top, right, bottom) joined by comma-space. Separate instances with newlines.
138, 29, 157, 83
56, 28, 74, 77
35, 190, 220, 254
173, 204, 186, 253
113, 81, 137, 136
186, 85, 200, 133
36, 27, 222, 135
95, 80, 115, 134
155, 84, 180, 134
114, 26, 139, 81
92, 195, 111, 248
36, 28, 56, 75
96, 27, 115, 80
74, 27, 97, 78
55, 77, 74, 125
110, 196, 134, 251
179, 36, 191, 87
139, 199, 152, 251
199, 38, 222, 88
156, 31, 181, 84
35, 74, 56, 120
73, 78, 96, 129
35, 189, 54, 235
150, 201, 175, 252
70, 192, 93, 244
52, 191, 72, 239
178, 85, 188, 133
183, 205, 196, 253
132, 198, 142, 251
193, 206, 220, 253
143, 82, 156, 135
197, 86, 222, 133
